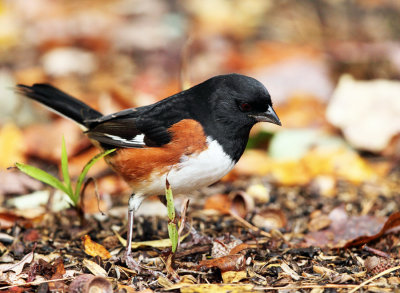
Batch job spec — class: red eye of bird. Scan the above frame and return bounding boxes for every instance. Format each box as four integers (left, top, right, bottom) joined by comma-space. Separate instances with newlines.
239, 102, 252, 112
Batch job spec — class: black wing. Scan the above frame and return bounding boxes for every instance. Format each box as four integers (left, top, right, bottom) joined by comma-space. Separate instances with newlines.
85, 111, 172, 149
84, 88, 194, 149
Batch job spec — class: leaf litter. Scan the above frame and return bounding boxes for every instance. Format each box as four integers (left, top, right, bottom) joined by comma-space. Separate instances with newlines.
1, 0, 400, 292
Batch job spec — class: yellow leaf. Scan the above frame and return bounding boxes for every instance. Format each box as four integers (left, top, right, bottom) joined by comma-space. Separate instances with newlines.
113, 228, 187, 249
0, 123, 25, 169
180, 284, 256, 293
221, 270, 247, 283
82, 259, 108, 277
82, 235, 111, 260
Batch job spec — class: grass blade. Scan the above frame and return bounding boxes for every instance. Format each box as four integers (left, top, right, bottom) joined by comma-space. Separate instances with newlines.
168, 222, 178, 253
15, 162, 68, 194
165, 179, 178, 252
165, 180, 175, 221
73, 149, 115, 204
61, 137, 73, 195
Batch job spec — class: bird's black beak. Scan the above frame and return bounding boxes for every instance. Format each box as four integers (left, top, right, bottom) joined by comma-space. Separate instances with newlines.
250, 105, 281, 126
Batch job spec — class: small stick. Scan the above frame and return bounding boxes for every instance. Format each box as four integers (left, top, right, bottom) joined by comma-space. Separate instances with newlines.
0, 277, 73, 290
348, 265, 400, 293
363, 244, 391, 258
229, 211, 271, 238
178, 199, 190, 236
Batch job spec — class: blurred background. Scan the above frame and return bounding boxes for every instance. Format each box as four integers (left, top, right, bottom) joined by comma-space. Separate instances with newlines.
1, 0, 400, 213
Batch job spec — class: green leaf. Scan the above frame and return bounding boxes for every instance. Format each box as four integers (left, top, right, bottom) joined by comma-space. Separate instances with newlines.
61, 137, 73, 195
73, 148, 115, 204
168, 222, 178, 253
15, 162, 68, 195
165, 180, 175, 221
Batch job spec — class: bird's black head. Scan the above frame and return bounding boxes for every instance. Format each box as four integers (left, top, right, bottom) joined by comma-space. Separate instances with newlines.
205, 74, 281, 129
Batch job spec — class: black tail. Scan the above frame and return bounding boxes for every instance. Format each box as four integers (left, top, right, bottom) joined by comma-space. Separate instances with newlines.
17, 84, 103, 127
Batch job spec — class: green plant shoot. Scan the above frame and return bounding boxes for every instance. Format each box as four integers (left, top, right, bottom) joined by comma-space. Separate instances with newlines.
16, 137, 115, 206
165, 179, 178, 253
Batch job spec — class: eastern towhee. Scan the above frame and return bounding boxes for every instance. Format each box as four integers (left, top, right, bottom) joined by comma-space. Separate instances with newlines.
18, 73, 281, 267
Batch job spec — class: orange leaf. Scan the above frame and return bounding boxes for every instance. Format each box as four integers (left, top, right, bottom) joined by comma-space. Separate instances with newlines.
82, 235, 111, 259
203, 193, 231, 215
199, 254, 246, 272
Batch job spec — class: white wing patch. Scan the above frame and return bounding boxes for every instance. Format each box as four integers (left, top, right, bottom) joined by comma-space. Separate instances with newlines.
104, 133, 145, 146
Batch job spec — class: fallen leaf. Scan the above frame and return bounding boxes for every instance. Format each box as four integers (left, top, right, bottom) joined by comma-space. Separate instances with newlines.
221, 270, 247, 283
203, 193, 231, 215
327, 75, 400, 152
0, 123, 25, 169
0, 251, 34, 275
344, 211, 400, 248
229, 243, 251, 255
305, 207, 387, 247
199, 254, 246, 272
211, 236, 243, 258
23, 229, 40, 242
0, 170, 43, 195
252, 208, 287, 230
281, 262, 300, 281
160, 275, 197, 291
180, 284, 255, 293
0, 212, 30, 229
308, 213, 331, 232
68, 274, 112, 293
313, 265, 354, 283
82, 259, 107, 277
82, 235, 111, 260
48, 258, 66, 292
272, 95, 330, 129
24, 119, 89, 162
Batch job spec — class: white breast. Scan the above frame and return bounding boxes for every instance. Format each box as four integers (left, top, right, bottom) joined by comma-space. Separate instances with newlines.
140, 137, 235, 197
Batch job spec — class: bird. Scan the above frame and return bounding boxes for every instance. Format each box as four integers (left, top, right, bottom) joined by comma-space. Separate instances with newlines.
17, 73, 281, 269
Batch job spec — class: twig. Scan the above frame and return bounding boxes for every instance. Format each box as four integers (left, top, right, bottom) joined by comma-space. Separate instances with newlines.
254, 283, 370, 290
178, 198, 190, 236
229, 211, 271, 238
362, 244, 391, 258
81, 177, 105, 215
348, 265, 400, 293
0, 277, 73, 290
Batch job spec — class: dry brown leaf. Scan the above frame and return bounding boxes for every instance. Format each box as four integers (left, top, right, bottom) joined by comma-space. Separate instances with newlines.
48, 258, 67, 292
82, 235, 111, 260
305, 207, 387, 247
0, 212, 31, 229
24, 119, 89, 162
203, 193, 231, 215
308, 214, 332, 232
199, 254, 246, 272
68, 274, 112, 293
344, 211, 400, 248
252, 208, 287, 230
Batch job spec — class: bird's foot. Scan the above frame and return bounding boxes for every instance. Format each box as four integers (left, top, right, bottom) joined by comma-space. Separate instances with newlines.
122, 251, 144, 273
122, 250, 165, 278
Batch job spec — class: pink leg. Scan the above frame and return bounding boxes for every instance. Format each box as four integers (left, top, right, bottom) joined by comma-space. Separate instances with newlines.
125, 208, 134, 256
123, 194, 144, 272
